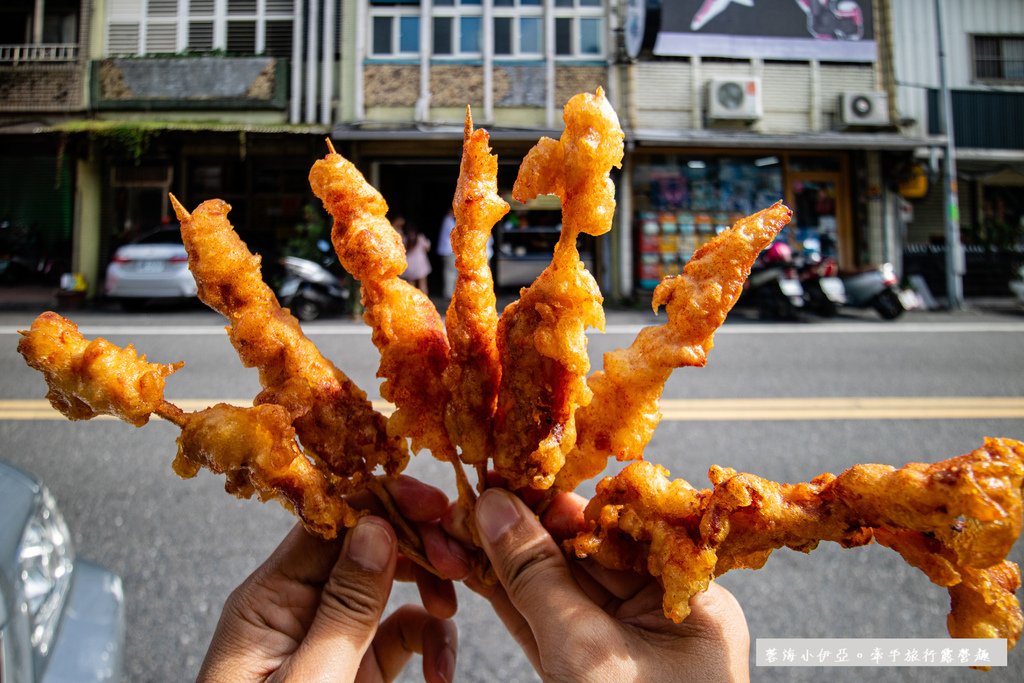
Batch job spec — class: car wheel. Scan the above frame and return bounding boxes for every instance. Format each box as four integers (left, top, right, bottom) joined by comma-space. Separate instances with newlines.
292, 296, 322, 321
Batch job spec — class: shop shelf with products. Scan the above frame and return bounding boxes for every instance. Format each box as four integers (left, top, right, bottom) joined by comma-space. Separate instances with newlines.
494, 192, 595, 289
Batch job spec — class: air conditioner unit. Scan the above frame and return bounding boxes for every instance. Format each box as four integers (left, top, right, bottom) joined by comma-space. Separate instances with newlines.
707, 78, 762, 121
839, 91, 889, 127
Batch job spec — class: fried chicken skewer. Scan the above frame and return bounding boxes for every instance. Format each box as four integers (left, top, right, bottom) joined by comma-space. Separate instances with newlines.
17, 312, 356, 536
492, 87, 624, 491
443, 109, 508, 477
570, 437, 1024, 650
16, 312, 444, 571
556, 202, 793, 492
169, 195, 406, 483
308, 143, 456, 459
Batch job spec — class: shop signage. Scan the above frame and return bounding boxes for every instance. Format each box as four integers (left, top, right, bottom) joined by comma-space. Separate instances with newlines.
653, 0, 876, 63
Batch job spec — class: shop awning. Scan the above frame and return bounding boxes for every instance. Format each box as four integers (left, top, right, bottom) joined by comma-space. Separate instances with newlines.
330, 123, 563, 142
330, 123, 935, 151
46, 119, 330, 136
630, 129, 936, 151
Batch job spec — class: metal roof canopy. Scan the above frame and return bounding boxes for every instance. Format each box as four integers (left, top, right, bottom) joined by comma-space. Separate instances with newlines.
330, 124, 562, 142
630, 129, 933, 151
330, 124, 932, 151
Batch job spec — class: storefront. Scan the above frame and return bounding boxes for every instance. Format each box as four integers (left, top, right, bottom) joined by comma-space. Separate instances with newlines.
630, 149, 853, 292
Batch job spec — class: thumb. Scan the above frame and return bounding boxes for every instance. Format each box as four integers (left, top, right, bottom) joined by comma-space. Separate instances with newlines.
475, 489, 599, 644
280, 516, 397, 681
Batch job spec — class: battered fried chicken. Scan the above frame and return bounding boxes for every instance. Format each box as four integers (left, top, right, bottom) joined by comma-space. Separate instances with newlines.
172, 403, 357, 536
556, 202, 793, 492
17, 312, 356, 537
170, 196, 406, 481
570, 437, 1024, 650
492, 87, 624, 490
309, 143, 454, 462
17, 311, 182, 426
443, 110, 507, 470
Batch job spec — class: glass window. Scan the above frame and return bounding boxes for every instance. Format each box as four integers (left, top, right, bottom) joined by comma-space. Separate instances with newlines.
520, 17, 541, 54
555, 18, 572, 56
372, 16, 393, 55
973, 35, 1024, 82
580, 18, 600, 55
494, 17, 512, 55
460, 16, 481, 53
433, 17, 452, 55
399, 16, 419, 53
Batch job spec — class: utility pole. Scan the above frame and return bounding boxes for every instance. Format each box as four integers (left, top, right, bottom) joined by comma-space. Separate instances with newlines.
934, 0, 964, 309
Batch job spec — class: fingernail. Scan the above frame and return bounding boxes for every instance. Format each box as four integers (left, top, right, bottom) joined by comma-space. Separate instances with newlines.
347, 519, 392, 572
477, 490, 521, 542
437, 642, 456, 683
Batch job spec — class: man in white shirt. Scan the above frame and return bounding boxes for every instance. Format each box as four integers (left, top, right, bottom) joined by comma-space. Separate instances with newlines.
437, 209, 456, 299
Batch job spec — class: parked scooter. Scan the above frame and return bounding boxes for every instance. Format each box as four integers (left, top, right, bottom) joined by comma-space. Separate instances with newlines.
276, 254, 351, 321
841, 262, 906, 320
743, 241, 806, 320
797, 252, 846, 317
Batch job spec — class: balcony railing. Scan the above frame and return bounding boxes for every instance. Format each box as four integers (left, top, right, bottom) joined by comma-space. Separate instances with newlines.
0, 44, 79, 64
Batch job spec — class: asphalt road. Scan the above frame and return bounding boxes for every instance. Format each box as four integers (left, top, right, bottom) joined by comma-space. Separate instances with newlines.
2, 305, 1023, 682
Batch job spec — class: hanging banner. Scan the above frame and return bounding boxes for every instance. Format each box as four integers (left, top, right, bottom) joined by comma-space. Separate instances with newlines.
654, 0, 876, 63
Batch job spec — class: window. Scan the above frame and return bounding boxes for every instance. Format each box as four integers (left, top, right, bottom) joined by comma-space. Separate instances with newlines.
368, 0, 603, 60
552, 0, 602, 58
370, 1, 422, 56
973, 35, 1024, 82
105, 0, 294, 57
492, 0, 543, 58
431, 0, 483, 58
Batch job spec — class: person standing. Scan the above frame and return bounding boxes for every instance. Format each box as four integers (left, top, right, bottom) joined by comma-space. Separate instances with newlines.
396, 215, 432, 295
436, 209, 456, 299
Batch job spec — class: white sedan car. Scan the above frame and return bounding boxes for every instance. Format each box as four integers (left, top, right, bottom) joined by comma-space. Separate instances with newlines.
0, 461, 124, 682
104, 227, 198, 306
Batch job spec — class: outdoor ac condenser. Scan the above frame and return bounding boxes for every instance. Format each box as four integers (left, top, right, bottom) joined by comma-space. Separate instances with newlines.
706, 78, 763, 121
838, 91, 890, 127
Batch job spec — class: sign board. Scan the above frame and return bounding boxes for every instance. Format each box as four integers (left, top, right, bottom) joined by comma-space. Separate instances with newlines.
653, 0, 876, 63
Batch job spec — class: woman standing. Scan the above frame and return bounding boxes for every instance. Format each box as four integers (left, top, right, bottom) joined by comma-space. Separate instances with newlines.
395, 214, 432, 295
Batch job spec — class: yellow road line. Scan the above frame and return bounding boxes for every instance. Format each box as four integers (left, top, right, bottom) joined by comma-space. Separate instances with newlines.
2, 397, 1022, 421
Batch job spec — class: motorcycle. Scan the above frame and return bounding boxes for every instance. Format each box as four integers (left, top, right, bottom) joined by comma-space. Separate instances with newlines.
276, 254, 351, 321
841, 263, 908, 320
797, 252, 846, 317
742, 241, 806, 320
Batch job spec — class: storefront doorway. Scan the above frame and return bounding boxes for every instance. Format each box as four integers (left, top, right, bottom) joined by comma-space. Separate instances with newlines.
784, 155, 852, 271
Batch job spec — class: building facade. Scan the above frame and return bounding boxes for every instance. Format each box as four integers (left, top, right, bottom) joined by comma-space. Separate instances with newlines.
2, 1, 949, 305
892, 0, 1024, 298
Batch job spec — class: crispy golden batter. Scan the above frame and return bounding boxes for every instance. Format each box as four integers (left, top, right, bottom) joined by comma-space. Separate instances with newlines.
170, 196, 405, 481
492, 87, 624, 490
173, 403, 357, 537
556, 202, 793, 491
17, 311, 182, 426
570, 437, 1024, 649
443, 110, 508, 468
309, 146, 454, 460
18, 311, 357, 537
15, 90, 1024, 652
